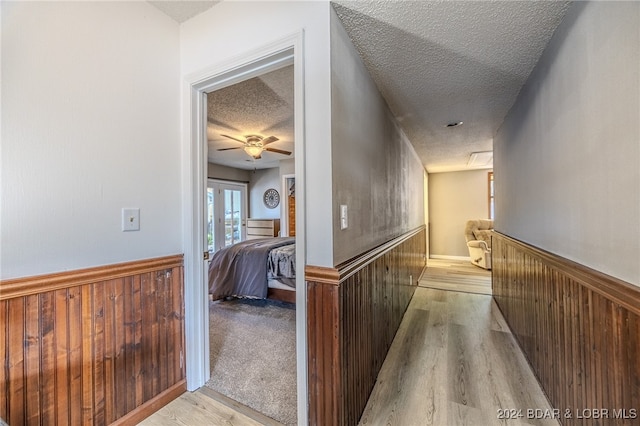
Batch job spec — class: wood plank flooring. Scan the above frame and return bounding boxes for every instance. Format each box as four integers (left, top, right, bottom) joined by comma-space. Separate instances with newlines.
420, 258, 492, 295
141, 260, 556, 426
138, 387, 282, 426
358, 287, 558, 426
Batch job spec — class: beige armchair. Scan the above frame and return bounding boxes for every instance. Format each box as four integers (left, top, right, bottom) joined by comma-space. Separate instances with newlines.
464, 219, 494, 270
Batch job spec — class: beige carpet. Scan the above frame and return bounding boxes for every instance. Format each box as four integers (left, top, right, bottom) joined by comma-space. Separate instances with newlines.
419, 258, 492, 295
206, 298, 297, 425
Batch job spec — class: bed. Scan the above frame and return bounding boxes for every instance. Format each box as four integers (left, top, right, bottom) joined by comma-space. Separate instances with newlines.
208, 237, 296, 303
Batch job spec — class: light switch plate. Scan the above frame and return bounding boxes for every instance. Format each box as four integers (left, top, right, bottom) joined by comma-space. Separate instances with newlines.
340, 204, 348, 230
122, 208, 140, 231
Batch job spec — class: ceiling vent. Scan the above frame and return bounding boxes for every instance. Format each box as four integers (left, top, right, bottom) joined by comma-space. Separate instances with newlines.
467, 151, 493, 167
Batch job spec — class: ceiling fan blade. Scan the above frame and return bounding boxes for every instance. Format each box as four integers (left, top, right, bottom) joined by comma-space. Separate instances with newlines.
265, 147, 291, 155
217, 147, 242, 151
261, 136, 279, 146
220, 134, 247, 144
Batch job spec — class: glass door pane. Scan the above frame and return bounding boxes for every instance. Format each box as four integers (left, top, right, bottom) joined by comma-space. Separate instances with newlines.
207, 187, 215, 253
224, 188, 243, 246
207, 180, 247, 252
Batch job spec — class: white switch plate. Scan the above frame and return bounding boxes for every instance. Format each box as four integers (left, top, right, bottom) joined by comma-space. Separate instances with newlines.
122, 208, 140, 231
340, 204, 348, 230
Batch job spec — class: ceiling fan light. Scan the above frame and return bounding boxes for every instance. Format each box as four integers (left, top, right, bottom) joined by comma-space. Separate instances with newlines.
244, 145, 263, 158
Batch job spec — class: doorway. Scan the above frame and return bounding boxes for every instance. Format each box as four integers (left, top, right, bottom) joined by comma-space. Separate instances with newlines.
204, 63, 296, 423
182, 33, 307, 424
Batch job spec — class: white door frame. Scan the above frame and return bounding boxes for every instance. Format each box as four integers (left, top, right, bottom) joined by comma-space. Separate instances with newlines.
181, 32, 307, 424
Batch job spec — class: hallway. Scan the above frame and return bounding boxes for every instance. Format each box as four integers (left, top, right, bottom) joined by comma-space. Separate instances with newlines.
141, 262, 557, 426
358, 286, 557, 425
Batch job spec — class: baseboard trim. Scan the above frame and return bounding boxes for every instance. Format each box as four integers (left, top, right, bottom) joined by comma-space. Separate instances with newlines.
110, 380, 186, 426
267, 287, 296, 304
429, 254, 471, 261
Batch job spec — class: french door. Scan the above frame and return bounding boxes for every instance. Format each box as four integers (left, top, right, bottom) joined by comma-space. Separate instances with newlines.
207, 180, 248, 253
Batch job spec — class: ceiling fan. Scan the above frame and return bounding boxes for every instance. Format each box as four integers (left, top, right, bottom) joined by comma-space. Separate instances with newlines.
216, 134, 291, 159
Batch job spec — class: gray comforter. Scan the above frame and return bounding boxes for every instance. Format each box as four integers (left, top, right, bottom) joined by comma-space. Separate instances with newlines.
208, 237, 295, 300
267, 243, 296, 284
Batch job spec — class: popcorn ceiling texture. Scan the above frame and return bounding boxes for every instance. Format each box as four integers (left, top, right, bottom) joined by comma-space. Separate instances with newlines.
206, 65, 294, 170
158, 1, 570, 173
331, 1, 571, 172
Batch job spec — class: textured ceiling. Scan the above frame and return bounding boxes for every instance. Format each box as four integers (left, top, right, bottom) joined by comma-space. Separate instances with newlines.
206, 65, 295, 170
149, 1, 218, 23
153, 0, 571, 173
332, 0, 571, 172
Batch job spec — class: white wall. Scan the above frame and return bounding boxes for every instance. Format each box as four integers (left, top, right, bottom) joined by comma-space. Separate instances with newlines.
207, 163, 282, 220
1, 1, 181, 279
180, 1, 333, 267
249, 167, 281, 219
429, 170, 491, 258
279, 158, 295, 176
330, 8, 425, 264
494, 1, 640, 285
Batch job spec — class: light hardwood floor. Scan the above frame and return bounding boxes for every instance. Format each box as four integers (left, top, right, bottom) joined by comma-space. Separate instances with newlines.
359, 287, 558, 426
138, 386, 283, 426
142, 262, 556, 426
420, 258, 492, 295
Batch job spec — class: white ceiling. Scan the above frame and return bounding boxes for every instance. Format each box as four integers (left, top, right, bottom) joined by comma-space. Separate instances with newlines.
152, 0, 572, 173
149, 1, 218, 23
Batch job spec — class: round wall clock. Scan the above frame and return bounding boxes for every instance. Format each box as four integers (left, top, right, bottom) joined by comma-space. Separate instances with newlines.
263, 188, 280, 209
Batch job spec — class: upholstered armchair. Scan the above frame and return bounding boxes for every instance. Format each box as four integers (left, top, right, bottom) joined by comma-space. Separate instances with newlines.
464, 219, 494, 270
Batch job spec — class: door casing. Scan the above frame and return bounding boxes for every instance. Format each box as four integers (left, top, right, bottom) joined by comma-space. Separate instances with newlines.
181, 32, 307, 424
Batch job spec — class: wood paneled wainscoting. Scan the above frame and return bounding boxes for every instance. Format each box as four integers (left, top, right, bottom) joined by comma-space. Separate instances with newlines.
306, 226, 427, 426
0, 255, 186, 425
492, 233, 640, 425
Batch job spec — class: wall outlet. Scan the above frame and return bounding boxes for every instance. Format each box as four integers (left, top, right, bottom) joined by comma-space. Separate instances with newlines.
122, 208, 140, 231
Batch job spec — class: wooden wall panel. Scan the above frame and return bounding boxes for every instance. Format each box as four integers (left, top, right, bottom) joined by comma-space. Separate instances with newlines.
493, 233, 640, 426
307, 227, 427, 426
0, 255, 185, 425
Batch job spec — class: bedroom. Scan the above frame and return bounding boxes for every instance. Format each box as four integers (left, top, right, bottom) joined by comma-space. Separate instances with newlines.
204, 64, 298, 425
